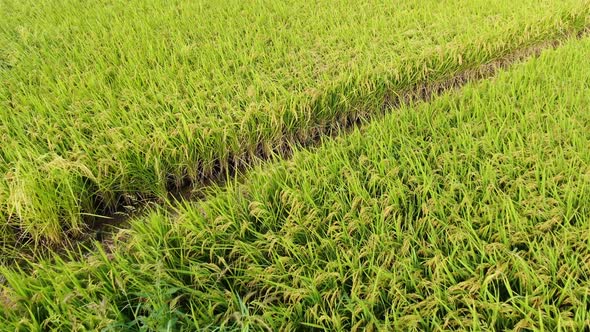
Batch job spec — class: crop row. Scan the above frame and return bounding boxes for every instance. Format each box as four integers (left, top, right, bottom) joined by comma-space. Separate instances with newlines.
3, 32, 590, 331
2, 0, 590, 246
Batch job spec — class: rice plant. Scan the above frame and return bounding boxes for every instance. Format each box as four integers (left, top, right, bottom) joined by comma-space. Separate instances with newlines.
1, 0, 590, 246
2, 33, 590, 331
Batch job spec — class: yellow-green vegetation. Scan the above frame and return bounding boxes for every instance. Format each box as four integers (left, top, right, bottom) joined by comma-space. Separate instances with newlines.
1, 0, 590, 246
3, 32, 590, 331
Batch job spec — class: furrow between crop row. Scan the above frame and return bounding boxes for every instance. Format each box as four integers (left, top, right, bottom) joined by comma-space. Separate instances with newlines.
5, 25, 590, 263
10, 27, 590, 265
89, 28, 590, 230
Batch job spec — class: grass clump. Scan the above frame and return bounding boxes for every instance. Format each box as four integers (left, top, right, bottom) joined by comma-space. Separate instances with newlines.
1, 0, 590, 245
2, 33, 590, 331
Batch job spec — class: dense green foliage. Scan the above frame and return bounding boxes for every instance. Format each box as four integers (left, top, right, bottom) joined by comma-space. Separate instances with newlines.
3, 34, 590, 331
1, 0, 590, 245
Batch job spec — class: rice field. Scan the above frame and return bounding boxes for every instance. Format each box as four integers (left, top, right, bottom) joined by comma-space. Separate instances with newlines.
1, 0, 590, 248
3, 0, 590, 330
3, 18, 590, 330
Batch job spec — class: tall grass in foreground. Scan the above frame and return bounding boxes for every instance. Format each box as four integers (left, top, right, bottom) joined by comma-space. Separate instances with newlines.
3, 33, 590, 331
1, 0, 590, 245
